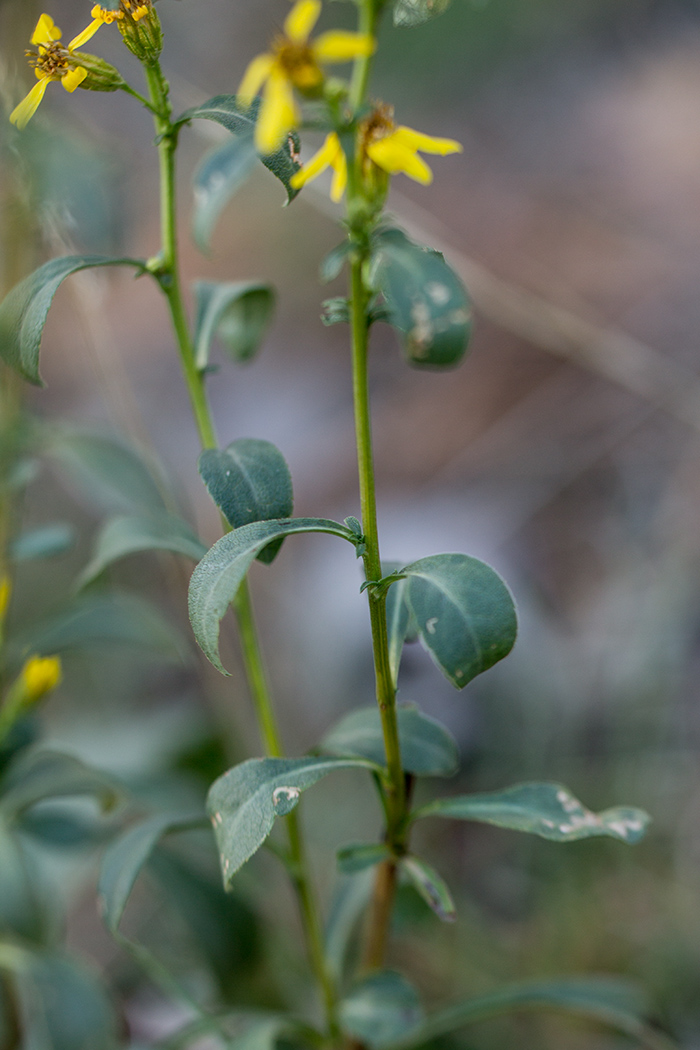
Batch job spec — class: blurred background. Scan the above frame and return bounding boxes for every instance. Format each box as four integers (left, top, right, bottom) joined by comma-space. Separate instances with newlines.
3, 0, 700, 1047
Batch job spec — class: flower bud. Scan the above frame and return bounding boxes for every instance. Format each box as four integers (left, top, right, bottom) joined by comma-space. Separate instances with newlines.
118, 1, 163, 64
72, 51, 126, 92
19, 655, 62, 705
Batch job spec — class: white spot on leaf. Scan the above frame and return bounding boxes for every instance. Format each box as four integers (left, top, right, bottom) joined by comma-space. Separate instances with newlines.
426, 617, 438, 635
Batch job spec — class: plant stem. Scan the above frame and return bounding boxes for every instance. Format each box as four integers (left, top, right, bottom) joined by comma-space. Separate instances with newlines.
144, 64, 340, 1044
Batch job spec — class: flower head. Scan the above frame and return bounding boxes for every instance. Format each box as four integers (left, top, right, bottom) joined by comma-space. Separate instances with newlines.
361, 105, 462, 186
9, 13, 104, 129
88, 1, 161, 62
238, 0, 375, 155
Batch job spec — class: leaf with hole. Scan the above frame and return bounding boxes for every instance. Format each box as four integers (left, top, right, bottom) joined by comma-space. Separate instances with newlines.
0, 256, 144, 385
188, 518, 356, 673
413, 782, 649, 844
79, 512, 206, 586
321, 704, 458, 777
207, 756, 378, 887
192, 136, 258, 251
369, 228, 471, 368
193, 281, 275, 368
341, 971, 424, 1049
401, 553, 517, 688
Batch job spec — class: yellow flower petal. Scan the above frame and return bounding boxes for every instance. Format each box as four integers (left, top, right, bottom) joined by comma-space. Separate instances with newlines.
20, 654, 62, 703
256, 66, 297, 154
31, 14, 62, 45
392, 125, 462, 156
367, 135, 433, 184
238, 52, 275, 107
284, 0, 321, 44
330, 147, 347, 201
312, 31, 375, 63
68, 17, 103, 50
62, 66, 88, 92
9, 76, 52, 129
290, 132, 339, 188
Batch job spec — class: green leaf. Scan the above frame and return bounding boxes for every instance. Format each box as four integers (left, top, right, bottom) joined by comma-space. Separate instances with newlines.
400, 856, 456, 923
369, 228, 471, 368
392, 0, 452, 27
337, 843, 392, 874
320, 241, 353, 283
79, 512, 207, 586
325, 870, 374, 982
0, 256, 144, 385
401, 553, 517, 688
49, 429, 166, 514
383, 978, 659, 1050
0, 948, 119, 1050
341, 971, 424, 1049
193, 136, 258, 251
384, 570, 418, 686
193, 281, 275, 368
321, 704, 458, 777
0, 749, 119, 819
199, 439, 293, 564
0, 819, 49, 941
10, 524, 74, 562
321, 297, 350, 326
189, 518, 356, 673
207, 756, 378, 887
413, 782, 649, 844
7, 593, 187, 667
98, 812, 205, 935
177, 95, 301, 203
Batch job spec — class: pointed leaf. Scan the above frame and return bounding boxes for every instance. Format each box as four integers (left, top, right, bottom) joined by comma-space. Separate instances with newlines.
0, 820, 49, 941
0, 256, 144, 385
98, 812, 206, 935
369, 228, 471, 368
341, 972, 424, 1049
177, 95, 301, 202
321, 704, 458, 777
385, 571, 418, 686
384, 978, 657, 1050
207, 756, 378, 886
50, 429, 166, 514
188, 518, 356, 673
79, 512, 207, 586
400, 855, 456, 923
413, 782, 649, 844
393, 0, 452, 27
401, 553, 517, 688
198, 439, 292, 564
320, 241, 353, 283
193, 136, 258, 251
193, 281, 275, 368
10, 524, 75, 562
337, 843, 392, 874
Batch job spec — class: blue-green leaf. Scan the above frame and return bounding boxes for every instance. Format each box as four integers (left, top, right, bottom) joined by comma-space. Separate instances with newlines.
0, 819, 48, 941
400, 855, 456, 923
198, 439, 293, 564
321, 704, 458, 777
384, 568, 418, 685
401, 553, 517, 688
0, 256, 145, 385
79, 512, 207, 586
177, 95, 301, 203
325, 870, 375, 982
341, 972, 424, 1049
98, 812, 206, 935
369, 228, 471, 368
193, 136, 258, 251
413, 782, 649, 844
392, 0, 452, 27
337, 843, 392, 874
383, 978, 659, 1050
207, 756, 378, 887
0, 749, 119, 818
10, 524, 74, 562
189, 518, 356, 673
193, 281, 275, 368
49, 429, 166, 515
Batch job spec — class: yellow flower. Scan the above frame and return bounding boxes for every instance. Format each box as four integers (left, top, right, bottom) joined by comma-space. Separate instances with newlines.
83, 2, 151, 34
19, 655, 62, 704
362, 106, 462, 186
290, 132, 347, 201
9, 13, 104, 129
238, 0, 375, 155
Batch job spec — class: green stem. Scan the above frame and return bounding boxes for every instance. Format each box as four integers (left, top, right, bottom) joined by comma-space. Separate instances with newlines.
144, 63, 340, 1045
